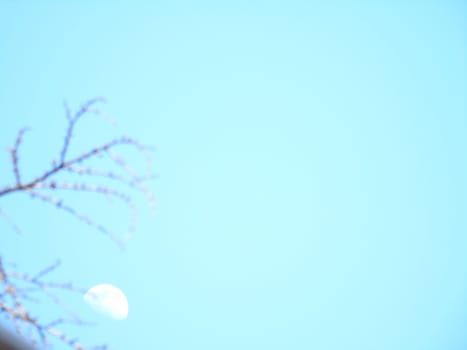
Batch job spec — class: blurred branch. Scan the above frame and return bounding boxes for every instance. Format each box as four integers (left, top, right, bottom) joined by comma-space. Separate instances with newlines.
1, 259, 107, 350
0, 98, 154, 246
0, 98, 155, 349
0, 207, 21, 234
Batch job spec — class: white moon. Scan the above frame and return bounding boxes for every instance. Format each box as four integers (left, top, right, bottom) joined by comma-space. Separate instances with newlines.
83, 284, 129, 320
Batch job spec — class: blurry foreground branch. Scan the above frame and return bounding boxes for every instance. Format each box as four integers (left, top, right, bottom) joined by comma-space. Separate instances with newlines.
0, 98, 155, 349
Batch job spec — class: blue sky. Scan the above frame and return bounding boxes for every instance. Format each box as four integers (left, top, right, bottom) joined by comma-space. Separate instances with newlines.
0, 1, 466, 349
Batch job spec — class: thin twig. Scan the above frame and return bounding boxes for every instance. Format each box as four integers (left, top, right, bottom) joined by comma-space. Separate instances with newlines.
9, 127, 29, 186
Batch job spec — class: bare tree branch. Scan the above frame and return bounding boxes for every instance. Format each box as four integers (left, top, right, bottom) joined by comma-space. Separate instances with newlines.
0, 98, 155, 349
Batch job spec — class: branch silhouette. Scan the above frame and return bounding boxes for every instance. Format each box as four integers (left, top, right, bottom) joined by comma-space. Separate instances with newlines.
0, 98, 155, 349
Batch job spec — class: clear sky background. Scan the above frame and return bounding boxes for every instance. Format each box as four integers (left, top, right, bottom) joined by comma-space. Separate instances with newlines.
0, 1, 466, 349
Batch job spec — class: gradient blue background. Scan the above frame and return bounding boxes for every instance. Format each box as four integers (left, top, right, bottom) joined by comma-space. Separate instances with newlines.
0, 1, 466, 349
